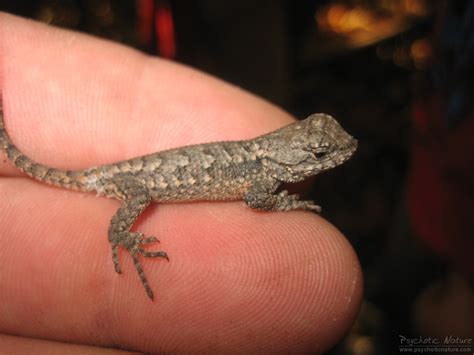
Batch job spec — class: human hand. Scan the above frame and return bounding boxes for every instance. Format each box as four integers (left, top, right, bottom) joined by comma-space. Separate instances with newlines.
0, 13, 362, 353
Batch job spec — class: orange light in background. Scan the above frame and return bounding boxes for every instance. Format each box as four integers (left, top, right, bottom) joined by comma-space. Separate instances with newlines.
326, 4, 347, 32
314, 1, 432, 53
339, 8, 372, 33
352, 336, 375, 355
402, 0, 429, 17
410, 38, 432, 69
318, 4, 374, 35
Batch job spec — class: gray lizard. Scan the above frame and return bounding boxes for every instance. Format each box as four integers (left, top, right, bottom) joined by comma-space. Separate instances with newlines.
0, 95, 357, 299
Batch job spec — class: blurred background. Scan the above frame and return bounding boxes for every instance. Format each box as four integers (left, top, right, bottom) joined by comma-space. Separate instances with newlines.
1, 1, 472, 354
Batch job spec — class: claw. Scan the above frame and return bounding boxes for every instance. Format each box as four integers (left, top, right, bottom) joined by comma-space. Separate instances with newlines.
141, 236, 159, 244
111, 243, 122, 274
139, 249, 169, 259
308, 204, 322, 213
131, 252, 154, 300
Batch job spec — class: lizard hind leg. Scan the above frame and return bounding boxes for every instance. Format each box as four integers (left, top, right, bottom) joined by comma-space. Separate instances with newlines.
108, 193, 168, 300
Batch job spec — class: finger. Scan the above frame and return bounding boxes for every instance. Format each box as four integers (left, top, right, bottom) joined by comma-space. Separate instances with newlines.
0, 334, 139, 354
0, 13, 292, 176
0, 178, 361, 353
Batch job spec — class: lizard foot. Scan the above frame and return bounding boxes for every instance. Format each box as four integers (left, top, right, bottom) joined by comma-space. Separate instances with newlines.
111, 231, 169, 300
279, 191, 321, 213
301, 201, 322, 213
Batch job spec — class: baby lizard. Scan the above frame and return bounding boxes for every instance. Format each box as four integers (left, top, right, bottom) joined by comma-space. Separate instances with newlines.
0, 96, 357, 300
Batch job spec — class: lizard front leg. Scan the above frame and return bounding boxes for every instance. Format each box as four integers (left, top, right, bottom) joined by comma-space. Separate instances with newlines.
244, 187, 321, 213
108, 194, 168, 300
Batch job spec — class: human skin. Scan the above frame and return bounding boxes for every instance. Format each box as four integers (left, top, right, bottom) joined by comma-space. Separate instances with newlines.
0, 13, 362, 353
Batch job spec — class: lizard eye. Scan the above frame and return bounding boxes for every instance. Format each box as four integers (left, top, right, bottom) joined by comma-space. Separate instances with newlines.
315, 151, 327, 159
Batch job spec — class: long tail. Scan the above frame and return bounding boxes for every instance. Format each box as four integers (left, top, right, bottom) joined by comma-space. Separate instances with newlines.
0, 95, 97, 192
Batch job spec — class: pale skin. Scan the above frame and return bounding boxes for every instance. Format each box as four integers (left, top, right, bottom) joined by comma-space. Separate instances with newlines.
0, 13, 362, 354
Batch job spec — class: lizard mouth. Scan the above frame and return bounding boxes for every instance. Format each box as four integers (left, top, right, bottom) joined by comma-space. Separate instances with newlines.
336, 137, 358, 164
346, 138, 358, 154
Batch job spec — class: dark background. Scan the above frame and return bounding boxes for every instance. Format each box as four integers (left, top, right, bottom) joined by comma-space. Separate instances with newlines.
2, 1, 469, 354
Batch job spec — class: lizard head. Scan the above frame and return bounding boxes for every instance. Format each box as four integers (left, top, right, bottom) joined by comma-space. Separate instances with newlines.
261, 113, 357, 182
